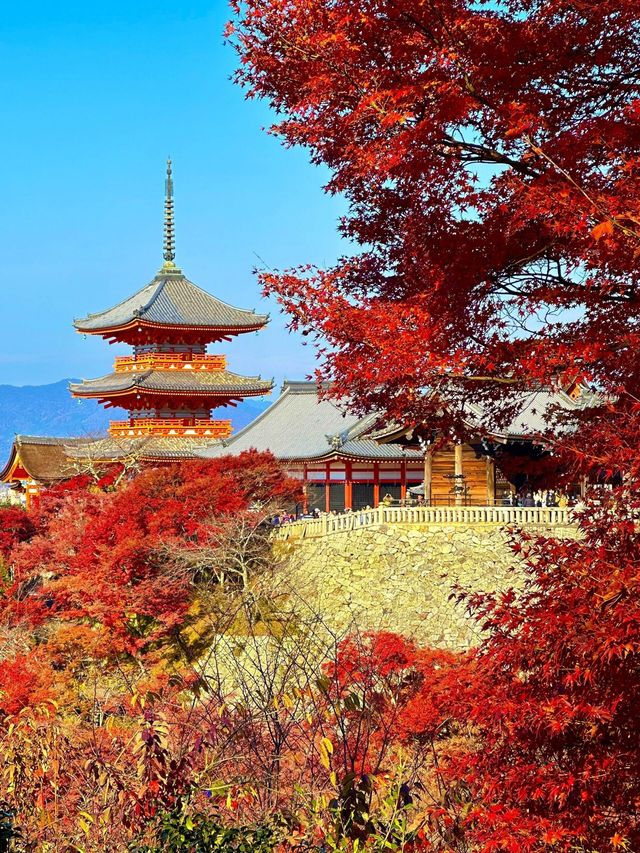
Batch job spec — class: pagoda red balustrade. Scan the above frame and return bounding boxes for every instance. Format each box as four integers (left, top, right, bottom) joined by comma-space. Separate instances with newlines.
114, 353, 227, 373
109, 418, 232, 439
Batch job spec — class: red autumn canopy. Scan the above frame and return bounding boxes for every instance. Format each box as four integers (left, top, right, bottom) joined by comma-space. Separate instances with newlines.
231, 0, 640, 448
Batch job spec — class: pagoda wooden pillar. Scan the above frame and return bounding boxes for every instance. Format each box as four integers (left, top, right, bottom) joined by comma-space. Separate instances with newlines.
373, 463, 380, 508
423, 450, 433, 505
454, 443, 464, 506
400, 459, 407, 501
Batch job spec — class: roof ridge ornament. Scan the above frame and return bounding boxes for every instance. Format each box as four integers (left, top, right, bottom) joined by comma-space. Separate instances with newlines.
161, 158, 181, 274
326, 429, 349, 450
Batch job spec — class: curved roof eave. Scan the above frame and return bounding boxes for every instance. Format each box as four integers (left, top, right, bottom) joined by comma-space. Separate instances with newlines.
0, 442, 19, 482
73, 273, 269, 333
69, 371, 274, 398
74, 318, 269, 336
199, 381, 424, 463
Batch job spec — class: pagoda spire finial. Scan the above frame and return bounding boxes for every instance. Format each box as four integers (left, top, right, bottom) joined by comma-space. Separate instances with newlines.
162, 158, 179, 272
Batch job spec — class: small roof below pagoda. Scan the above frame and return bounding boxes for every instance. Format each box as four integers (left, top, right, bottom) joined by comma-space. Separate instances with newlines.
74, 269, 269, 336
70, 369, 273, 400
0, 433, 227, 487
0, 436, 84, 484
65, 435, 218, 462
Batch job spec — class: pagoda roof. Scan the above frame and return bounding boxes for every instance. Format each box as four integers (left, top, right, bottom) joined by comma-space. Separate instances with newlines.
69, 369, 273, 400
74, 270, 269, 335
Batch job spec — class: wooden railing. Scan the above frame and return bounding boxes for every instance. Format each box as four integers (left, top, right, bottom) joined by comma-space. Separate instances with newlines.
109, 418, 232, 438
275, 505, 573, 540
114, 354, 227, 373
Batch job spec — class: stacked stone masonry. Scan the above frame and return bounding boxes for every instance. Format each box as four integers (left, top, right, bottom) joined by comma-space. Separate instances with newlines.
277, 522, 577, 650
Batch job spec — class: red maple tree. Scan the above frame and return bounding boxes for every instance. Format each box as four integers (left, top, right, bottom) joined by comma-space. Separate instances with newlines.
3, 463, 640, 850
0, 506, 35, 558
231, 0, 640, 453
424, 485, 640, 852
311, 495, 640, 852
0, 452, 303, 848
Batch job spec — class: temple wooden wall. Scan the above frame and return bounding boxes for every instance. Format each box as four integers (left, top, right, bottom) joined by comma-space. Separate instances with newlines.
462, 445, 491, 505
431, 444, 491, 505
431, 451, 455, 505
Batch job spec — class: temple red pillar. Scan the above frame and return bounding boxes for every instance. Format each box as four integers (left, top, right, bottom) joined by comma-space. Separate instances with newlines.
400, 459, 407, 501
373, 463, 380, 508
25, 483, 40, 511
325, 462, 331, 514
345, 461, 353, 510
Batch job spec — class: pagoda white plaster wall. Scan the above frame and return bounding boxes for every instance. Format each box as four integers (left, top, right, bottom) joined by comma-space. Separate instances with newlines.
275, 523, 577, 650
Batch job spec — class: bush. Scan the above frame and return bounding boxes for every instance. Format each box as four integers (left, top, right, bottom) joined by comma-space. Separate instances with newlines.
129, 811, 275, 853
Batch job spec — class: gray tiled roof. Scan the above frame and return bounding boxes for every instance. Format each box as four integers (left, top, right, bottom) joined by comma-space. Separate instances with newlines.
373, 388, 595, 444
74, 271, 269, 333
198, 380, 599, 464
198, 381, 422, 462
338, 439, 422, 460
463, 389, 594, 439
69, 370, 273, 398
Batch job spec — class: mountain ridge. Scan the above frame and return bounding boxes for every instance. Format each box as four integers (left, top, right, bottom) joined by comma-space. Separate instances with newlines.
0, 380, 272, 460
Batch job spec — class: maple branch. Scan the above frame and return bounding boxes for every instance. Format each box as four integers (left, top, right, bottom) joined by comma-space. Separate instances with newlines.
439, 135, 540, 178
524, 136, 640, 244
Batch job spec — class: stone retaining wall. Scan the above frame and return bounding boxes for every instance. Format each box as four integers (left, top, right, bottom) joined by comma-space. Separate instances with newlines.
276, 523, 577, 650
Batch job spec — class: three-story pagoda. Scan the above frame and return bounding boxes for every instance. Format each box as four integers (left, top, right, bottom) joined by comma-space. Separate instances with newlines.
71, 161, 272, 441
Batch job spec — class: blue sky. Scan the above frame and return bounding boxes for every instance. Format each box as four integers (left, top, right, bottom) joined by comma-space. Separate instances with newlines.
0, 1, 347, 391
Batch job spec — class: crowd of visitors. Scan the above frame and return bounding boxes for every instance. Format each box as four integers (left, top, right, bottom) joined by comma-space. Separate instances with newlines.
270, 487, 582, 525
509, 488, 581, 508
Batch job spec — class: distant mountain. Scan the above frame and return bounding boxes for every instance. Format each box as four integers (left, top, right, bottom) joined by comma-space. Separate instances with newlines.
0, 380, 272, 460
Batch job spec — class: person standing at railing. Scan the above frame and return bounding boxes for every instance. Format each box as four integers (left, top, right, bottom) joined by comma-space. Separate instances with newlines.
570, 498, 585, 518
